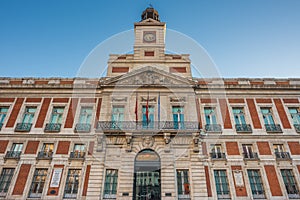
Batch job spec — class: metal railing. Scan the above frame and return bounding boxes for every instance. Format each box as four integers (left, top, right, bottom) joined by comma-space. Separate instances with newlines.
5, 151, 21, 159
275, 152, 291, 160
0, 123, 3, 131
37, 151, 53, 159
210, 152, 226, 160
69, 151, 85, 159
15, 123, 32, 132
205, 124, 222, 133
75, 123, 91, 133
96, 121, 199, 132
235, 124, 252, 133
243, 152, 259, 160
44, 123, 61, 132
265, 124, 282, 133
294, 124, 300, 133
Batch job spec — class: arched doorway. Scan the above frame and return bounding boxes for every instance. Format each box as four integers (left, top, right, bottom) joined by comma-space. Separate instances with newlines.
133, 149, 161, 200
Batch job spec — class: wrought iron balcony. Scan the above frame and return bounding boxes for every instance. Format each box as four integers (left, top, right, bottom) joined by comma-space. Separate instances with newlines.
75, 123, 91, 133
96, 121, 199, 132
235, 124, 252, 133
275, 152, 292, 160
44, 123, 61, 132
37, 151, 53, 160
69, 151, 85, 159
294, 124, 300, 133
14, 123, 32, 132
205, 124, 222, 133
210, 152, 226, 160
243, 152, 259, 160
265, 124, 282, 133
0, 123, 3, 131
4, 151, 21, 159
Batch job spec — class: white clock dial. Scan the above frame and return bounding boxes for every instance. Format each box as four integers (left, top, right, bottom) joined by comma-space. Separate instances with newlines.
143, 33, 156, 42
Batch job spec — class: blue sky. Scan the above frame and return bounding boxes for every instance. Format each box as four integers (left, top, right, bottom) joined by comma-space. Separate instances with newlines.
0, 0, 299, 78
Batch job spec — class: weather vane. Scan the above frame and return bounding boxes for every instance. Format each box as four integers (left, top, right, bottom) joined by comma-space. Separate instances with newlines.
149, 3, 153, 8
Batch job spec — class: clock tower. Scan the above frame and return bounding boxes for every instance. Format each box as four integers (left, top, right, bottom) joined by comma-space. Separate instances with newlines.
133, 7, 166, 60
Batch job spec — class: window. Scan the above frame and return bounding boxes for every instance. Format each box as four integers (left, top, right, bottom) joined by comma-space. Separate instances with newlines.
50, 107, 64, 124
280, 169, 300, 199
78, 107, 93, 124
172, 106, 184, 129
233, 108, 246, 125
289, 108, 300, 125
142, 106, 154, 128
111, 106, 124, 126
0, 168, 14, 197
177, 169, 190, 199
0, 107, 8, 129
38, 143, 54, 159
261, 108, 282, 132
64, 169, 81, 199
12, 143, 23, 151
242, 144, 258, 159
205, 107, 217, 125
247, 169, 265, 199
70, 144, 85, 159
21, 107, 37, 124
214, 170, 230, 199
28, 169, 48, 198
210, 144, 225, 159
104, 169, 118, 199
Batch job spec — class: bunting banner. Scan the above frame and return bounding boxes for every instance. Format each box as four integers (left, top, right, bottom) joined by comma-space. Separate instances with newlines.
135, 92, 138, 122
146, 92, 149, 124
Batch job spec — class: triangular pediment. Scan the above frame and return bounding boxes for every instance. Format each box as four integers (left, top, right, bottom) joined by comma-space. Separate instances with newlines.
101, 66, 195, 87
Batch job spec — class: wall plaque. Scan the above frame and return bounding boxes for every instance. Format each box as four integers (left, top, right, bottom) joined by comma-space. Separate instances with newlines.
50, 168, 63, 187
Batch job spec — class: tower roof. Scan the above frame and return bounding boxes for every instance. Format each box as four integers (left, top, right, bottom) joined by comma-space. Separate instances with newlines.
141, 6, 160, 22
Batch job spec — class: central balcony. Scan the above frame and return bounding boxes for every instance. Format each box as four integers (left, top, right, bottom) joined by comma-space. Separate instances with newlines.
235, 124, 252, 133
15, 123, 32, 132
96, 121, 200, 133
44, 123, 61, 133
265, 124, 282, 133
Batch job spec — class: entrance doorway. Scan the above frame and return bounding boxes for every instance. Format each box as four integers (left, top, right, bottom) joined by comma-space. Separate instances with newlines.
133, 149, 161, 200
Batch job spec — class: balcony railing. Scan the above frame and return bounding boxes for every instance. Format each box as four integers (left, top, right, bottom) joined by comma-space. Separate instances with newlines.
37, 151, 53, 160
44, 123, 61, 133
235, 124, 252, 133
294, 124, 300, 133
265, 124, 282, 133
210, 152, 226, 160
15, 123, 32, 132
205, 124, 222, 133
96, 121, 199, 132
275, 152, 292, 160
243, 152, 259, 160
0, 123, 3, 131
69, 151, 85, 159
5, 151, 21, 159
75, 123, 91, 133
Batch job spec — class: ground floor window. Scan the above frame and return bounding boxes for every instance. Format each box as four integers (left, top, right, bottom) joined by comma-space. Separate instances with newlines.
63, 169, 81, 199
247, 169, 265, 199
28, 169, 48, 198
104, 169, 118, 199
177, 169, 190, 199
0, 168, 14, 197
214, 170, 230, 199
280, 169, 300, 199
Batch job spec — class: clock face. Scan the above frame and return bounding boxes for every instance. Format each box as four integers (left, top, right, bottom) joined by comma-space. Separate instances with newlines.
143, 32, 156, 43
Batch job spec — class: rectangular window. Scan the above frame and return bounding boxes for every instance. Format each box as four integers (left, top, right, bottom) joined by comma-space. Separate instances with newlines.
22, 107, 37, 124
280, 169, 300, 198
38, 143, 54, 158
0, 168, 15, 197
71, 144, 85, 158
214, 170, 230, 199
11, 143, 23, 152
63, 169, 81, 199
104, 169, 118, 199
177, 169, 190, 199
50, 107, 64, 124
204, 107, 217, 125
78, 107, 93, 124
289, 108, 300, 125
210, 144, 225, 159
261, 108, 275, 125
0, 107, 9, 126
111, 106, 124, 122
172, 106, 184, 129
233, 107, 246, 125
247, 169, 265, 199
142, 105, 154, 128
242, 144, 253, 158
28, 169, 48, 198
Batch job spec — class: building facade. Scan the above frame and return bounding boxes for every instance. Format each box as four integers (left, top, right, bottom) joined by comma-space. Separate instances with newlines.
1, 7, 300, 200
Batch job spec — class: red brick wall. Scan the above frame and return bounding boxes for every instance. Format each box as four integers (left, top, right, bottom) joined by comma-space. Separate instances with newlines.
202, 142, 207, 155
64, 98, 79, 128
231, 166, 247, 197
144, 51, 154, 56
82, 165, 91, 196
257, 142, 271, 155
226, 142, 240, 155
297, 165, 300, 174
195, 98, 202, 128
228, 99, 245, 103
246, 99, 262, 129
219, 99, 232, 129
256, 98, 272, 104
6, 98, 24, 128
25, 98, 42, 103
56, 141, 70, 154
204, 166, 212, 197
88, 141, 94, 155
112, 67, 129, 73
35, 98, 51, 128
12, 164, 31, 195
80, 98, 97, 103
47, 165, 64, 196
288, 142, 300, 155
52, 98, 69, 103
273, 99, 291, 129
0, 140, 9, 153
24, 141, 39, 154
94, 98, 102, 128
169, 67, 187, 73
0, 98, 15, 102
264, 165, 283, 196
200, 98, 217, 103
283, 98, 299, 104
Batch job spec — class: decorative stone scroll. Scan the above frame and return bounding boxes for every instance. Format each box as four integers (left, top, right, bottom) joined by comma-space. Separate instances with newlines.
170, 97, 186, 102
112, 97, 127, 102
141, 96, 156, 102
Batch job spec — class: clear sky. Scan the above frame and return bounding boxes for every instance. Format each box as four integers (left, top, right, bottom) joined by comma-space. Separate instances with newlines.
0, 0, 299, 78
